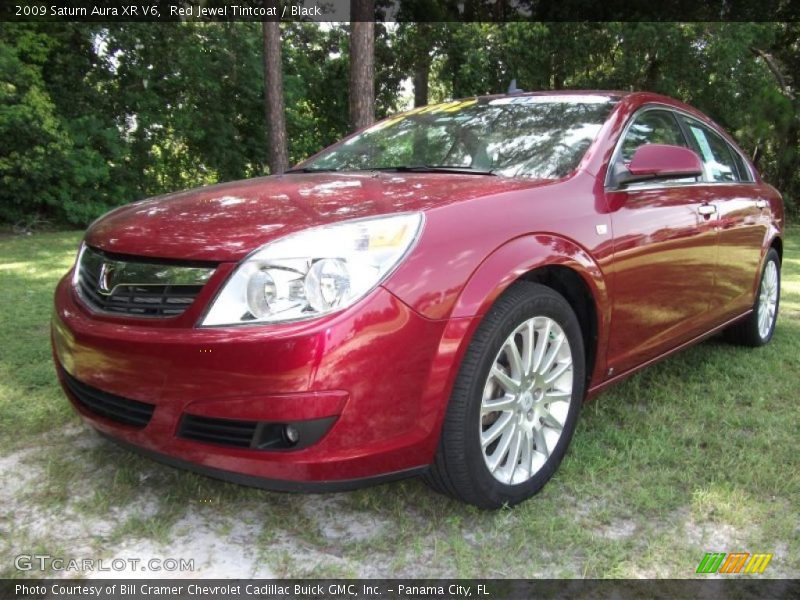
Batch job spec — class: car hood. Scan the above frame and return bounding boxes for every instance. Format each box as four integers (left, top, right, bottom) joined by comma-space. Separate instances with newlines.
85, 172, 547, 262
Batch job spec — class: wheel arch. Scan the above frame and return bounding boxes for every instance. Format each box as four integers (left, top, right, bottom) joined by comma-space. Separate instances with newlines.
750, 229, 784, 297
518, 265, 599, 390
770, 234, 783, 263
450, 234, 610, 389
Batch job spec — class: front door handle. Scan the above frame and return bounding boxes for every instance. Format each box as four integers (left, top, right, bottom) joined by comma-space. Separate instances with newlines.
697, 204, 717, 216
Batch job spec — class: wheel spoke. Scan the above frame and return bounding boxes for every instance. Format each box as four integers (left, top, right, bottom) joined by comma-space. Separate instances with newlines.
540, 408, 564, 432
521, 319, 535, 376
531, 426, 549, 458
544, 389, 571, 402
505, 338, 524, 379
538, 333, 566, 376
500, 428, 524, 483
481, 393, 517, 415
519, 428, 533, 480
531, 319, 551, 373
544, 358, 573, 384
486, 420, 516, 472
491, 366, 520, 394
481, 411, 514, 449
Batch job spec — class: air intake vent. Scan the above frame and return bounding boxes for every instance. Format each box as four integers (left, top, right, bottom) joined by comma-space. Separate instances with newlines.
178, 415, 257, 448
61, 369, 155, 428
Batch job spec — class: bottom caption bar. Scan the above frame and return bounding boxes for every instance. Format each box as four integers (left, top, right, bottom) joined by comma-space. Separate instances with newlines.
2, 579, 798, 600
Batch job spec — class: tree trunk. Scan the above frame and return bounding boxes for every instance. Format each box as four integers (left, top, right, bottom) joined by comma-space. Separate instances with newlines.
262, 21, 289, 175
413, 59, 430, 107
412, 23, 433, 108
349, 0, 375, 131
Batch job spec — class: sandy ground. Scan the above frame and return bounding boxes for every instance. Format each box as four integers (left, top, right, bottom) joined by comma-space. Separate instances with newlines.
2, 423, 792, 579
1, 424, 423, 579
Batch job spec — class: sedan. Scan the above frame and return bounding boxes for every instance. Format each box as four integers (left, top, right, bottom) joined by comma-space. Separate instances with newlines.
52, 91, 783, 508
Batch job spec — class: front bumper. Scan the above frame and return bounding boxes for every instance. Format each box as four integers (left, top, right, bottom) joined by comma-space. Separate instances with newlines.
52, 273, 462, 486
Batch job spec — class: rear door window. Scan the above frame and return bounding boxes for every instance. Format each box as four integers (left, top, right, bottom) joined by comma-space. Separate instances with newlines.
681, 118, 740, 183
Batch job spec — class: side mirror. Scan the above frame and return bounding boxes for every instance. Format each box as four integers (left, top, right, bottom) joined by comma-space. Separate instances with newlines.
617, 144, 703, 186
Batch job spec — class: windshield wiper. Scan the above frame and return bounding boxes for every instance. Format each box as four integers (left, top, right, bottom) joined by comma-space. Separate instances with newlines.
285, 165, 497, 176
370, 165, 496, 176
284, 167, 341, 174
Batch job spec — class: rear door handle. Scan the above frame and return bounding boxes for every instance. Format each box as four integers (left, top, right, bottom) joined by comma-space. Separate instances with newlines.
755, 199, 768, 209
697, 204, 717, 216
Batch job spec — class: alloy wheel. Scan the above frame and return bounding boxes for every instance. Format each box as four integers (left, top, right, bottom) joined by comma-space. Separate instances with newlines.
758, 260, 779, 339
480, 316, 573, 485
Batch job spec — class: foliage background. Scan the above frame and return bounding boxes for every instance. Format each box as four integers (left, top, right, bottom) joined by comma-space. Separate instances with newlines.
1, 22, 798, 228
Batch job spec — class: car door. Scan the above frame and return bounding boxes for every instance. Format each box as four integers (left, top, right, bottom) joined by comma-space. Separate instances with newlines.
677, 115, 768, 323
604, 107, 720, 375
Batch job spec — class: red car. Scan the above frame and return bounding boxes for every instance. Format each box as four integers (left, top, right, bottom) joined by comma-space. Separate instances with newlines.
52, 91, 783, 508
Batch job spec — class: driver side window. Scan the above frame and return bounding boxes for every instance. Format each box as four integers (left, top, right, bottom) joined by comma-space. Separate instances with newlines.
620, 110, 688, 163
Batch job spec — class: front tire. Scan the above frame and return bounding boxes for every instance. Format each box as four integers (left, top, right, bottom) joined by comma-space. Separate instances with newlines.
725, 248, 781, 347
426, 282, 585, 509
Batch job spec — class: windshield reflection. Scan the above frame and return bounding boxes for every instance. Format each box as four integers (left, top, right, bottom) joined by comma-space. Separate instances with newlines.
301, 95, 618, 179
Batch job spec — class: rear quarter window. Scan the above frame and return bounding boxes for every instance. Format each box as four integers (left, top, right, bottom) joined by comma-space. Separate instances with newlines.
730, 147, 754, 182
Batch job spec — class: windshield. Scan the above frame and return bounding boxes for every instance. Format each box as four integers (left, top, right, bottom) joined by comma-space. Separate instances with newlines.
299, 95, 618, 179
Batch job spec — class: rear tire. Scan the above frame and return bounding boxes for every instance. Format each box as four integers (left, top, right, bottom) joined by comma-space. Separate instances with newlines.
425, 282, 585, 509
725, 248, 780, 347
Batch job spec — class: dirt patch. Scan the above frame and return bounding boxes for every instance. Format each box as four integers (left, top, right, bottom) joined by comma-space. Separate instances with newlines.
2, 427, 411, 578
595, 519, 637, 540
302, 496, 389, 543
96, 512, 273, 579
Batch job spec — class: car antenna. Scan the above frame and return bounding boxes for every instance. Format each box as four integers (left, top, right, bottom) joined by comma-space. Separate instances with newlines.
507, 79, 524, 94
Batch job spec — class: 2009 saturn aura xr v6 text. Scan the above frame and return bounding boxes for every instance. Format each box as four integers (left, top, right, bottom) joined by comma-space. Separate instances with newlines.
52, 91, 783, 508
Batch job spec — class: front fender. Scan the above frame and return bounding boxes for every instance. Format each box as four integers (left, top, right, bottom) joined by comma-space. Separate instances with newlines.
412, 234, 612, 461
451, 234, 610, 324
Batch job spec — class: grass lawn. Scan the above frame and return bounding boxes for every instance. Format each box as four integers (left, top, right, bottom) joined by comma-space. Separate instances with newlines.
1, 228, 798, 578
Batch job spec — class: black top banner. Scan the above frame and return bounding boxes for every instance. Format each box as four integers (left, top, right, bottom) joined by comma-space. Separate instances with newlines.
1, 0, 799, 22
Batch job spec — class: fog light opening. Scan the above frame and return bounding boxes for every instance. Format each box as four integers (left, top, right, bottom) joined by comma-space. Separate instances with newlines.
283, 425, 300, 446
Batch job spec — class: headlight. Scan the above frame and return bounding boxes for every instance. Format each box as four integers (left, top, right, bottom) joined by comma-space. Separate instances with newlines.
201, 213, 423, 326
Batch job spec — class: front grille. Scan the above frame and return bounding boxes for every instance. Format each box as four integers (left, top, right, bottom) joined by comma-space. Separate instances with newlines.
62, 369, 155, 428
76, 245, 215, 318
78, 270, 202, 316
178, 415, 258, 448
